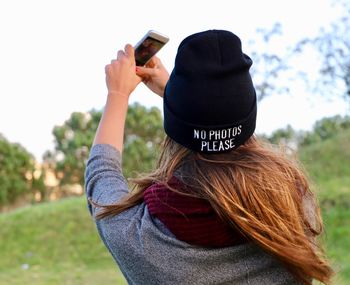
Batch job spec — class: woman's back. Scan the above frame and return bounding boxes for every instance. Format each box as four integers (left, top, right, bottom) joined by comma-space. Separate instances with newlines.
86, 144, 302, 285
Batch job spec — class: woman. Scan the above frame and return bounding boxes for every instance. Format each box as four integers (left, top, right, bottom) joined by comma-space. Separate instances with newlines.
85, 30, 333, 285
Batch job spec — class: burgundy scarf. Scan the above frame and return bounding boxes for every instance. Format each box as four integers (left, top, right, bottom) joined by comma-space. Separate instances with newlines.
143, 176, 247, 248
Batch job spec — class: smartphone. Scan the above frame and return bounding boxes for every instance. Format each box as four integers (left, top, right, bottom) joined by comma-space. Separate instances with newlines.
134, 30, 169, 66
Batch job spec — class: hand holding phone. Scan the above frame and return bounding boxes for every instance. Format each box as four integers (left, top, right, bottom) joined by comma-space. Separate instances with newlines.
105, 44, 142, 98
134, 30, 169, 66
135, 56, 169, 97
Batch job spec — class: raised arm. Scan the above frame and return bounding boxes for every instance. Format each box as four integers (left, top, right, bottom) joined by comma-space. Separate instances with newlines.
93, 44, 142, 153
93, 45, 170, 155
86, 45, 170, 217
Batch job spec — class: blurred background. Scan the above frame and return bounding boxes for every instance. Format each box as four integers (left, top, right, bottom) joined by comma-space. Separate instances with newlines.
0, 0, 349, 284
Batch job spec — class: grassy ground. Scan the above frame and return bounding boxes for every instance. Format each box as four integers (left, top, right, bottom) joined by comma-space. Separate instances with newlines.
298, 130, 350, 285
0, 131, 349, 285
0, 197, 127, 285
323, 204, 350, 285
1, 196, 348, 285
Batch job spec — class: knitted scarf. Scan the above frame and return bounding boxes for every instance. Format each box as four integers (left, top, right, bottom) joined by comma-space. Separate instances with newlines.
143, 176, 247, 248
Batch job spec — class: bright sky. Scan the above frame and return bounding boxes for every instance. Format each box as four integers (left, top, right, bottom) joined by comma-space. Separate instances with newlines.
0, 0, 347, 161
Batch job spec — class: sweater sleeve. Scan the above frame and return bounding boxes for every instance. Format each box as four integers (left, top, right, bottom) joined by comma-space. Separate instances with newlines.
84, 143, 130, 217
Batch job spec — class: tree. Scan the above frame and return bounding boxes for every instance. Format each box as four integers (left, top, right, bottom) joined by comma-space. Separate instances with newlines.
295, 0, 350, 101
46, 111, 101, 187
267, 125, 302, 150
248, 23, 291, 102
0, 134, 35, 206
248, 2, 350, 104
301, 114, 350, 146
123, 102, 164, 177
46, 102, 164, 189
264, 115, 350, 148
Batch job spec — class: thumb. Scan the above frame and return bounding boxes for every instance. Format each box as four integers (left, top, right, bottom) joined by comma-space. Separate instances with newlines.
136, 66, 157, 78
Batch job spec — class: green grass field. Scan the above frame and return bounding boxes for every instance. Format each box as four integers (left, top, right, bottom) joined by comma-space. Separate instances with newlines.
0, 131, 349, 285
0, 197, 127, 285
298, 130, 350, 285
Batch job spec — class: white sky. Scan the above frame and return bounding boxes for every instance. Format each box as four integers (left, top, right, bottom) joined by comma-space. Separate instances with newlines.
0, 0, 347, 161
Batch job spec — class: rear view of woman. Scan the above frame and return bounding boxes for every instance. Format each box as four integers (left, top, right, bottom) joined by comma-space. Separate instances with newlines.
85, 30, 333, 284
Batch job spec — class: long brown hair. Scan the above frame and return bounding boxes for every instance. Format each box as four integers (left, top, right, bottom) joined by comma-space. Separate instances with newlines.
89, 135, 333, 284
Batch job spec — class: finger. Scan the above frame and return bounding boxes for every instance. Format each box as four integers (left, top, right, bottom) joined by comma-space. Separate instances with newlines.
136, 66, 156, 77
117, 50, 125, 61
105, 64, 110, 73
124, 44, 135, 60
145, 57, 158, 68
111, 59, 117, 64
155, 56, 164, 67
146, 56, 163, 69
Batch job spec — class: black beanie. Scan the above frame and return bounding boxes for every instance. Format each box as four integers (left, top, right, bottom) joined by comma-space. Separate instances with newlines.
163, 30, 257, 153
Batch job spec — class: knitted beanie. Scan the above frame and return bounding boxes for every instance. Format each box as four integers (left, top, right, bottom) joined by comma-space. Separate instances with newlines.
163, 30, 257, 153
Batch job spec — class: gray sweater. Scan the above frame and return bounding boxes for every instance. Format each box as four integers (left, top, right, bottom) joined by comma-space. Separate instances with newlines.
84, 144, 302, 285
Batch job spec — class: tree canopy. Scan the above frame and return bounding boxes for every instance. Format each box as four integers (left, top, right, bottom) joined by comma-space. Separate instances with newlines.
45, 102, 164, 188
0, 134, 35, 206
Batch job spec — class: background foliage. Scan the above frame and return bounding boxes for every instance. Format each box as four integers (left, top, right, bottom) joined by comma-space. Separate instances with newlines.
0, 135, 35, 207
43, 102, 164, 188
